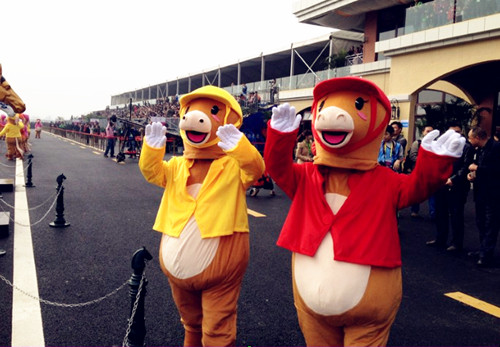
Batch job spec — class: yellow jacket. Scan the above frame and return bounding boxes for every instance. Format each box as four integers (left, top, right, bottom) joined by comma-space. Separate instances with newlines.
139, 136, 265, 238
0, 121, 24, 138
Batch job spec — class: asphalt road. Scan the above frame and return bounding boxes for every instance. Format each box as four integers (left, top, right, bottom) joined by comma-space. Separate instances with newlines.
0, 131, 498, 346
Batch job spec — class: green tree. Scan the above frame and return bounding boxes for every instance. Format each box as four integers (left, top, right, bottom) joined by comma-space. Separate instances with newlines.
323, 50, 348, 69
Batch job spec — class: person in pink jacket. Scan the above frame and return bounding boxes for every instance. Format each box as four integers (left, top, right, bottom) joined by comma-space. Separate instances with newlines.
35, 119, 43, 139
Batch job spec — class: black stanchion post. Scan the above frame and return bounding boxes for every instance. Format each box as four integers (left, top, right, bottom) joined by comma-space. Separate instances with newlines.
24, 154, 35, 187
125, 247, 153, 347
49, 173, 70, 228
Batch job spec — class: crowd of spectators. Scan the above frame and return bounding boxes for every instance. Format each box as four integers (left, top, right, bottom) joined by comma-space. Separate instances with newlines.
49, 97, 180, 134
99, 97, 181, 124
379, 117, 500, 268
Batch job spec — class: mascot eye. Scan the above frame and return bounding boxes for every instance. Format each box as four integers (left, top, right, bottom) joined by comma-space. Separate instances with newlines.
211, 105, 220, 115
318, 100, 325, 112
355, 97, 368, 110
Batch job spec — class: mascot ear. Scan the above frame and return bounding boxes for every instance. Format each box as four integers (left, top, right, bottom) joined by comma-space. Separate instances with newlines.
226, 111, 242, 128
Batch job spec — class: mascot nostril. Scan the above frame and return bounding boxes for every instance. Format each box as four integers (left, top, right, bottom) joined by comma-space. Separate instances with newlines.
139, 85, 264, 346
264, 76, 464, 347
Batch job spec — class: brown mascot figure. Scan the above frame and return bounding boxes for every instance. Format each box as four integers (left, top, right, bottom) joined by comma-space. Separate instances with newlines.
264, 77, 465, 346
0, 63, 25, 256
139, 85, 265, 346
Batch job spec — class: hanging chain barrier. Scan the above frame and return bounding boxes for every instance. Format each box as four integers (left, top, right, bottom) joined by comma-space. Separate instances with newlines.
0, 189, 58, 211
0, 137, 152, 344
0, 157, 32, 176
0, 188, 61, 227
0, 273, 129, 308
0, 251, 152, 345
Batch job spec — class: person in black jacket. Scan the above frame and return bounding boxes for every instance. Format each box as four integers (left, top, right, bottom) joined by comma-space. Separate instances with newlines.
426, 124, 473, 252
467, 126, 500, 267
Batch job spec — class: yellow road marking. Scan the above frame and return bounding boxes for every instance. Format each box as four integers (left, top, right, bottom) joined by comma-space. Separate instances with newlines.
92, 151, 101, 155
247, 208, 266, 217
445, 292, 500, 318
79, 146, 85, 149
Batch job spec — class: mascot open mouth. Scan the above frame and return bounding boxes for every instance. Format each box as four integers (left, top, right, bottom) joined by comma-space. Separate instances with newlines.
321, 131, 350, 146
186, 131, 208, 144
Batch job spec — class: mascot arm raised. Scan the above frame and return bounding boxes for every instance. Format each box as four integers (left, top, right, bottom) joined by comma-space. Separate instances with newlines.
216, 124, 243, 151
217, 124, 265, 188
420, 129, 465, 158
139, 122, 168, 188
270, 103, 301, 133
264, 103, 305, 199
145, 121, 167, 148
397, 129, 465, 208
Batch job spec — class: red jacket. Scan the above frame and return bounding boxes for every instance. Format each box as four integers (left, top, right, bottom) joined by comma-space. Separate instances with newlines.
264, 125, 454, 268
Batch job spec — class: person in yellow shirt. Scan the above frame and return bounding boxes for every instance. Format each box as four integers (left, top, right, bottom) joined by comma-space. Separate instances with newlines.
139, 86, 264, 346
0, 114, 24, 160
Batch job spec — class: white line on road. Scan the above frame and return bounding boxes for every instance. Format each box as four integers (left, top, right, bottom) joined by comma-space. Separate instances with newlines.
12, 159, 45, 346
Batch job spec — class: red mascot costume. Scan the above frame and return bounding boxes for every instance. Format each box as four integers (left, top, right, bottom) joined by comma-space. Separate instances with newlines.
264, 77, 465, 346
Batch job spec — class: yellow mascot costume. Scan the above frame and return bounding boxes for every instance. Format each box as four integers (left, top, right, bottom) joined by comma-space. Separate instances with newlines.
264, 77, 465, 346
139, 85, 264, 346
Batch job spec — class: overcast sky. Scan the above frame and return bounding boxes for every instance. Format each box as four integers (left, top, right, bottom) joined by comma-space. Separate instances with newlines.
2, 0, 333, 120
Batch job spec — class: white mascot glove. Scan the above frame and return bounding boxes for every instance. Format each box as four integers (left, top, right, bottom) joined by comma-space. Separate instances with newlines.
217, 124, 243, 151
270, 103, 301, 133
144, 122, 167, 148
421, 129, 465, 158
0, 102, 14, 117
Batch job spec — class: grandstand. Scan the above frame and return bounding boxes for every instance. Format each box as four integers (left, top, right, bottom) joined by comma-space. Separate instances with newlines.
109, 31, 364, 110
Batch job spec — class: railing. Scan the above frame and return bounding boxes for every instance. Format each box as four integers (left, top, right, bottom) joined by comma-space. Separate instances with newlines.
50, 118, 183, 153
164, 117, 180, 134
345, 53, 363, 66
111, 65, 354, 114
49, 127, 109, 151
404, 0, 499, 34
456, 0, 499, 21
224, 66, 352, 99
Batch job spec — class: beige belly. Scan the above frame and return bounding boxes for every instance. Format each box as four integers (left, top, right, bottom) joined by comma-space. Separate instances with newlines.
294, 192, 371, 315
160, 183, 220, 279
161, 217, 220, 279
